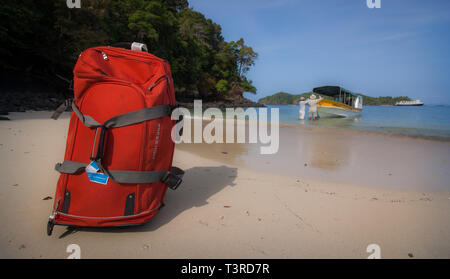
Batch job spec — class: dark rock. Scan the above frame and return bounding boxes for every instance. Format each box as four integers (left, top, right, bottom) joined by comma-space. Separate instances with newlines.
177, 95, 265, 110
1, 69, 262, 112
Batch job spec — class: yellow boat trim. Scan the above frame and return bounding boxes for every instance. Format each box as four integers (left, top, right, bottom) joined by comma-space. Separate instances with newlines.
318, 99, 362, 112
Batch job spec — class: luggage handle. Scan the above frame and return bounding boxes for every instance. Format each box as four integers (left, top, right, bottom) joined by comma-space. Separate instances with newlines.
90, 126, 107, 162
110, 42, 148, 52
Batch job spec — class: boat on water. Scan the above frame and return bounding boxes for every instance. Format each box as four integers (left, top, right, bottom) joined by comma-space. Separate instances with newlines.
312, 86, 363, 118
395, 100, 424, 106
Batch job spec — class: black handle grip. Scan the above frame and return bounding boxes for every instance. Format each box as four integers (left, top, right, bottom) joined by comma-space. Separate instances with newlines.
110, 42, 148, 52
95, 126, 107, 161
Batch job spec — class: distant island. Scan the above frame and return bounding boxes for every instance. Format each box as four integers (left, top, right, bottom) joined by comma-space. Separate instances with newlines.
258, 92, 412, 106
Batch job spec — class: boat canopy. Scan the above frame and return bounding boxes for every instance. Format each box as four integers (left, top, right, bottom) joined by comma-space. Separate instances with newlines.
312, 86, 359, 97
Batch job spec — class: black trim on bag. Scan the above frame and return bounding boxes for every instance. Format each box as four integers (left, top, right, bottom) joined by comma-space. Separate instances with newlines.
61, 190, 71, 214
124, 193, 135, 216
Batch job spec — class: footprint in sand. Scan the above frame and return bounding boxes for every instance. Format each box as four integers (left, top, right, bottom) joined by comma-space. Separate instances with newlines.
199, 220, 209, 226
391, 199, 403, 203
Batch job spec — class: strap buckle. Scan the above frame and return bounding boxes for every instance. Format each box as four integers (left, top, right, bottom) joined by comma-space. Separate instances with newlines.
162, 171, 182, 190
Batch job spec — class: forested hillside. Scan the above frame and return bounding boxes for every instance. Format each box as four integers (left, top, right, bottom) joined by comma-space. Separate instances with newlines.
258, 92, 312, 104
258, 92, 412, 106
0, 0, 258, 109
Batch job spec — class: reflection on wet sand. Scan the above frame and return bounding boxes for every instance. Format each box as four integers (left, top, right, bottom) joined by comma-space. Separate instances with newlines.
298, 116, 360, 171
307, 115, 362, 129
177, 123, 354, 176
176, 120, 450, 191
305, 133, 350, 171
176, 119, 251, 165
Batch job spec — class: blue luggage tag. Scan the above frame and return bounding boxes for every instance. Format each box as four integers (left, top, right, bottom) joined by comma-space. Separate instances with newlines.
86, 160, 109, 185
86, 160, 99, 173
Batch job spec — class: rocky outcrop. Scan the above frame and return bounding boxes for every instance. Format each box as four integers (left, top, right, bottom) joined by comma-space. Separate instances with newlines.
1, 71, 263, 112
178, 95, 264, 109
1, 89, 263, 113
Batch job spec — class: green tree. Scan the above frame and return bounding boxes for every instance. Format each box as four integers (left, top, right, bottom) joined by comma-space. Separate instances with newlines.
222, 38, 258, 96
234, 38, 258, 78
1, 0, 258, 102
215, 79, 228, 95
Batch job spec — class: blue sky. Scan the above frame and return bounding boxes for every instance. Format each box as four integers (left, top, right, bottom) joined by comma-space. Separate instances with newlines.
189, 0, 450, 104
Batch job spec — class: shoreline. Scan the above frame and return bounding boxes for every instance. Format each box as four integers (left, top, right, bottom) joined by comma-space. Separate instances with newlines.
183, 114, 450, 143
4, 107, 450, 142
5, 112, 450, 192
177, 122, 450, 192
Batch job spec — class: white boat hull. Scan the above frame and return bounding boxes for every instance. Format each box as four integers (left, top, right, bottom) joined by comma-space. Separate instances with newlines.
317, 106, 361, 118
395, 103, 424, 106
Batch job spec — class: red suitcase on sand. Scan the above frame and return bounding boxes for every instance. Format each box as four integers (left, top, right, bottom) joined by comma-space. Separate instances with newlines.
47, 42, 184, 235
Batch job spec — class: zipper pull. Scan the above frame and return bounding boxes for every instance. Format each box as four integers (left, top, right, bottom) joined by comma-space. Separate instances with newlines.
102, 52, 108, 61
148, 75, 169, 91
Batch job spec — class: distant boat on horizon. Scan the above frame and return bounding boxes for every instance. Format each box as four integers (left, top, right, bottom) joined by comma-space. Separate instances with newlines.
395, 100, 424, 106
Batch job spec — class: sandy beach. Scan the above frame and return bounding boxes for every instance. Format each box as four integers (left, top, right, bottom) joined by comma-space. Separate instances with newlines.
0, 111, 449, 259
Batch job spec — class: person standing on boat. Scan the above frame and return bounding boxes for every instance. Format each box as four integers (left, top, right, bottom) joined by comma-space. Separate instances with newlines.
308, 94, 323, 120
298, 97, 308, 120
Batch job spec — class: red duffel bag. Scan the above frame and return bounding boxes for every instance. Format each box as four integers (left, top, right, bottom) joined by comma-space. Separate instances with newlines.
47, 42, 184, 235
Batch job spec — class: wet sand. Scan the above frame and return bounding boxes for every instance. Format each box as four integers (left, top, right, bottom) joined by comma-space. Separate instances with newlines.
177, 121, 450, 191
0, 111, 449, 258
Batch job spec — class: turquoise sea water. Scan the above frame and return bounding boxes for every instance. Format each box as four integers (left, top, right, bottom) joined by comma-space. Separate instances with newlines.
261, 105, 450, 139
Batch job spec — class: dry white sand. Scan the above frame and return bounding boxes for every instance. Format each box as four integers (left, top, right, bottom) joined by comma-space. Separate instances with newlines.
0, 112, 449, 258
